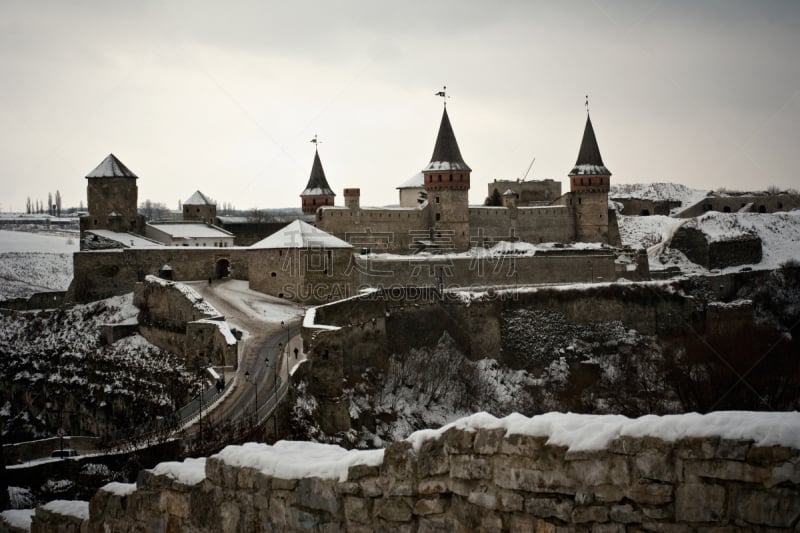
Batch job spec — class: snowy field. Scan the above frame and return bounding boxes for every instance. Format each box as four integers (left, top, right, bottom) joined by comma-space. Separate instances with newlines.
0, 230, 77, 300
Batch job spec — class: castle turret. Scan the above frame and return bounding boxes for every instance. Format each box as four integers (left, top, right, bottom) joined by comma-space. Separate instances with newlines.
184, 190, 217, 224
569, 114, 611, 193
301, 148, 336, 215
569, 113, 613, 243
422, 106, 471, 251
81, 153, 144, 236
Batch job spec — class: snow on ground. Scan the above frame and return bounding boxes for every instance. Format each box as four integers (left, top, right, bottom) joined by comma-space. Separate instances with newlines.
0, 230, 77, 300
208, 279, 305, 322
0, 230, 78, 253
611, 182, 709, 211
215, 440, 384, 482
407, 411, 800, 453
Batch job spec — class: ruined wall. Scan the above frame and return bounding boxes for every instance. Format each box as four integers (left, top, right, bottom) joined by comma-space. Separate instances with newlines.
677, 193, 800, 218
671, 227, 763, 269
79, 412, 800, 532
70, 248, 248, 303
133, 277, 238, 368
612, 198, 682, 216
0, 291, 66, 310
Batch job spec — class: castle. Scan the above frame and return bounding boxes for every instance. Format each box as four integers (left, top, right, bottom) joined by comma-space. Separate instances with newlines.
310, 105, 621, 253
71, 103, 643, 305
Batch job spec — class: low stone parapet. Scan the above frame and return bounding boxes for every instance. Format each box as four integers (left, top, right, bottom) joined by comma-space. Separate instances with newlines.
73, 411, 800, 531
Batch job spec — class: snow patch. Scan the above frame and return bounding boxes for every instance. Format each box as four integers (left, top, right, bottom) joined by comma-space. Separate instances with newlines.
406, 411, 800, 453
214, 440, 384, 482
149, 457, 207, 485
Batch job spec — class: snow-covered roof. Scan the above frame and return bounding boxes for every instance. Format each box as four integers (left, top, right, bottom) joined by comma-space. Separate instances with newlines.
184, 190, 216, 206
397, 172, 424, 189
251, 220, 352, 249
148, 223, 233, 239
86, 230, 164, 248
86, 154, 138, 179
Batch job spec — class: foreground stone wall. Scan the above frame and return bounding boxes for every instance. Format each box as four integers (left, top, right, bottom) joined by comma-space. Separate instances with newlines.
78, 412, 800, 532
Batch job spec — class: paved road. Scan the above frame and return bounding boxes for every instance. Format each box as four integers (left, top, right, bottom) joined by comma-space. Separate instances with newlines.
184, 279, 304, 431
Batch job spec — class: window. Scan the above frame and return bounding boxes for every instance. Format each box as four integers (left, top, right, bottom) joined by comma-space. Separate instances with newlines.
271, 272, 277, 277
435, 213, 441, 221
435, 196, 440, 204
449, 174, 453, 182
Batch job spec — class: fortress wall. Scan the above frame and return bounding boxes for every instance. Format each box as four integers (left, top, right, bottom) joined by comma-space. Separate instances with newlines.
248, 248, 354, 305
70, 248, 248, 303
317, 206, 431, 254
79, 412, 800, 532
468, 206, 576, 245
354, 250, 617, 289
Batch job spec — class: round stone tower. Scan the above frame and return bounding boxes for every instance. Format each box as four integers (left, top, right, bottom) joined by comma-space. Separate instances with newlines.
422, 106, 472, 252
569, 113, 612, 243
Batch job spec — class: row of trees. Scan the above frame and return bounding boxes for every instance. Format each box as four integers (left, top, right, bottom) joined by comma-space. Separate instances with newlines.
26, 191, 70, 216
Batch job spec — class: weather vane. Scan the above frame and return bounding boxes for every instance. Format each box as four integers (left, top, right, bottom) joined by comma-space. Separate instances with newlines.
310, 134, 322, 146
435, 86, 450, 106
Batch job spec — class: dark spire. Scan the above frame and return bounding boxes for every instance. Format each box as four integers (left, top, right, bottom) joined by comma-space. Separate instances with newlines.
301, 148, 335, 197
569, 114, 611, 176
424, 107, 471, 172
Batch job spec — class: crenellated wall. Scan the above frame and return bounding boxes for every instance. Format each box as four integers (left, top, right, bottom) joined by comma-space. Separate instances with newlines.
48, 411, 800, 532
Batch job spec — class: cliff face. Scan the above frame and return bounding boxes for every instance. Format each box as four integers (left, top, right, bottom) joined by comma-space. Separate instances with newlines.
32, 411, 800, 532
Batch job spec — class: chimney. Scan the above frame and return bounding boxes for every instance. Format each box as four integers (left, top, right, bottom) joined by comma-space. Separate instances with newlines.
344, 188, 360, 210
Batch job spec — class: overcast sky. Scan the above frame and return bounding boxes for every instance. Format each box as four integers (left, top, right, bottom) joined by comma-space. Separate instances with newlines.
2, 1, 798, 213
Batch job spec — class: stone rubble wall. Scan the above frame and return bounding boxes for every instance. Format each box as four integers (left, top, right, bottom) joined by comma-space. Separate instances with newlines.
81, 427, 800, 532
133, 278, 238, 368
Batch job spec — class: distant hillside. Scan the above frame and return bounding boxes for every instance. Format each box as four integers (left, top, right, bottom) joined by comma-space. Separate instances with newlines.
611, 182, 709, 207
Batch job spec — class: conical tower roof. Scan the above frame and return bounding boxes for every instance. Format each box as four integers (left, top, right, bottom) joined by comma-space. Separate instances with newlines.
301, 148, 335, 197
424, 107, 471, 172
86, 153, 138, 179
185, 190, 215, 205
569, 114, 611, 176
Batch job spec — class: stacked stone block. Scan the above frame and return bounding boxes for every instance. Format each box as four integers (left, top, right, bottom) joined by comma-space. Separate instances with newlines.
79, 424, 800, 532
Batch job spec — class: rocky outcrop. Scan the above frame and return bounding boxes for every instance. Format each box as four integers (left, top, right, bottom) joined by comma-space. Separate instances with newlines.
69, 411, 800, 531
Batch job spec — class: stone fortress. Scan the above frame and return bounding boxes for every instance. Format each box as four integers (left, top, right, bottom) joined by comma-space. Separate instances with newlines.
313, 105, 622, 253
70, 103, 647, 305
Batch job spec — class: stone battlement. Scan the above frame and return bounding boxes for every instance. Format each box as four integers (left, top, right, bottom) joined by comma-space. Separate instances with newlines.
38, 411, 800, 532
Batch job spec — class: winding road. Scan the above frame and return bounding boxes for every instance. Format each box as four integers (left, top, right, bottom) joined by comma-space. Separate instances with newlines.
183, 279, 304, 432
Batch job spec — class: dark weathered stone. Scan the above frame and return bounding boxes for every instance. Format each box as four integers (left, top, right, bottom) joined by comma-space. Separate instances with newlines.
675, 483, 725, 522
